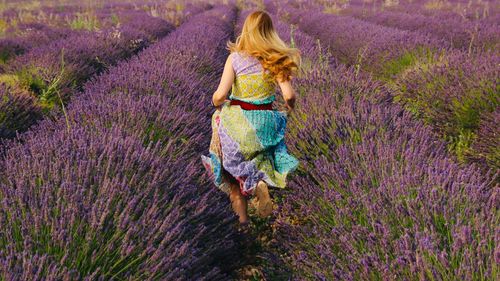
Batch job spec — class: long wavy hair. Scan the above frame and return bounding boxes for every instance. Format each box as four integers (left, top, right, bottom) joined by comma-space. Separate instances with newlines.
227, 10, 301, 82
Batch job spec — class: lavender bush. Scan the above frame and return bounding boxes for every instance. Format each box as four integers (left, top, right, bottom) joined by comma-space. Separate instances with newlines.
346, 8, 499, 52
0, 5, 243, 279
0, 4, 136, 63
8, 9, 175, 99
257, 5, 499, 280
274, 52, 498, 281
0, 122, 240, 279
271, 0, 498, 171
276, 4, 444, 80
0, 0, 208, 64
0, 84, 42, 139
0, 23, 72, 64
352, 0, 500, 23
393, 49, 499, 168
470, 108, 500, 171
0, 1, 497, 279
0, 10, 176, 140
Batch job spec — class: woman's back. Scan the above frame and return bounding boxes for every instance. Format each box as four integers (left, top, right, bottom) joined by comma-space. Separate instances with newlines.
229, 51, 276, 105
202, 10, 299, 221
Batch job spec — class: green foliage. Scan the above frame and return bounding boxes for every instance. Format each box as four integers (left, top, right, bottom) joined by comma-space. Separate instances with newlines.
197, 63, 214, 75
15, 49, 70, 128
142, 122, 173, 147
378, 46, 438, 81
68, 12, 100, 31
17, 66, 47, 97
110, 13, 120, 26
0, 18, 7, 36
447, 129, 475, 163
392, 50, 498, 166
0, 74, 19, 87
0, 50, 11, 63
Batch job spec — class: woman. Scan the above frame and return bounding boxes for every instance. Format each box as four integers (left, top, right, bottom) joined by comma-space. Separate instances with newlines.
201, 10, 300, 225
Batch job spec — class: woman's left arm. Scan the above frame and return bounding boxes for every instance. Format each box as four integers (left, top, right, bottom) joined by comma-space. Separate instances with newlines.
212, 54, 235, 108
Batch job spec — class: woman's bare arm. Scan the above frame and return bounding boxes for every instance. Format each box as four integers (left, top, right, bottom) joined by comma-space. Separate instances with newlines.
212, 54, 235, 107
278, 79, 296, 112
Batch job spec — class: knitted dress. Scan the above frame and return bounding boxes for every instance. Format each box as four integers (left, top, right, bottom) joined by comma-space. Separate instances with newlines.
201, 51, 299, 197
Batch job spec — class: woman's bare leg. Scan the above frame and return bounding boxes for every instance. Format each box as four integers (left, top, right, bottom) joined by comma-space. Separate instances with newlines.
229, 181, 249, 224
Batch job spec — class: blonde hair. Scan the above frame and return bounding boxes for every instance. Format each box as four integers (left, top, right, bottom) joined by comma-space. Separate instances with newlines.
227, 10, 301, 82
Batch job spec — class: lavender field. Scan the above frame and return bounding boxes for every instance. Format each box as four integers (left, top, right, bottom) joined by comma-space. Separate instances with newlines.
0, 0, 498, 280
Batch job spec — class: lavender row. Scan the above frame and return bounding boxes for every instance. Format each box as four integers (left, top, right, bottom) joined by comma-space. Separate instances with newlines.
0, 1, 209, 65
0, 4, 140, 63
345, 8, 498, 52
0, 10, 177, 140
259, 8, 498, 280
0, 24, 72, 65
0, 85, 43, 142
280, 100, 497, 279
0, 5, 242, 280
313, 0, 499, 23
274, 3, 444, 79
279, 66, 497, 279
271, 1, 499, 172
393, 49, 499, 171
138, 1, 213, 27
470, 108, 500, 169
361, 0, 499, 23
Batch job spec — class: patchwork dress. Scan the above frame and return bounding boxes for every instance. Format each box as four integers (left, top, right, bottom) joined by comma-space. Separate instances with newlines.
201, 51, 299, 197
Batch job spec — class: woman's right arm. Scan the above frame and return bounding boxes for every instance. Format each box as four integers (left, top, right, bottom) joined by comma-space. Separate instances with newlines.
278, 79, 296, 113
212, 54, 235, 108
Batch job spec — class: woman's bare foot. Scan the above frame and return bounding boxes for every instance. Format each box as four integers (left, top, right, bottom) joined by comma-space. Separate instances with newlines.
255, 180, 273, 218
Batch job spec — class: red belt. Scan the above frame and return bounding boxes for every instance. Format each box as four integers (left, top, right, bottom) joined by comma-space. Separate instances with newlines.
229, 99, 273, 110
